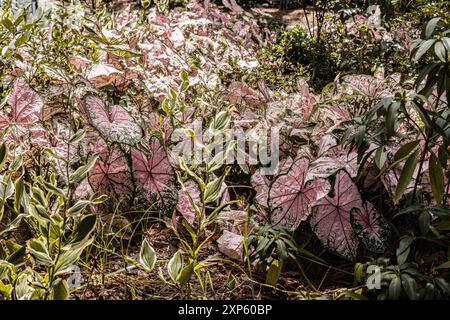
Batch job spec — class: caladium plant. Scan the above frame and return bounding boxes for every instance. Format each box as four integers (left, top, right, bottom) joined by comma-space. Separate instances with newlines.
84, 95, 143, 146
131, 137, 176, 208
310, 170, 388, 258
268, 157, 330, 231
176, 180, 201, 225
88, 144, 134, 199
0, 78, 43, 136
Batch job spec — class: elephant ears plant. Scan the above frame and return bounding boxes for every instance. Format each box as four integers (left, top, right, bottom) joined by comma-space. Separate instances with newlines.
0, 143, 106, 300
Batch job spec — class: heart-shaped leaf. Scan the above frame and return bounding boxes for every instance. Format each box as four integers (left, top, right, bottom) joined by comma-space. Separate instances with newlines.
131, 138, 176, 208
88, 145, 133, 198
269, 158, 330, 231
351, 202, 389, 253
0, 78, 43, 133
84, 95, 142, 145
310, 171, 363, 258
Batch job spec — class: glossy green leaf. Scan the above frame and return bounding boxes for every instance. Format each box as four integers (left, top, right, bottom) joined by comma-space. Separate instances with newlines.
394, 149, 419, 202
388, 276, 402, 300
167, 251, 183, 283
429, 151, 445, 205
425, 17, 441, 38
266, 259, 282, 286
139, 238, 157, 272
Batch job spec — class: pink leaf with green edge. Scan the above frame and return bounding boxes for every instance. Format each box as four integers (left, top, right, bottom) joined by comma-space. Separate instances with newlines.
310, 171, 362, 259
131, 138, 176, 208
84, 95, 142, 145
176, 180, 201, 225
351, 202, 389, 253
0, 78, 43, 132
88, 145, 133, 199
269, 158, 330, 231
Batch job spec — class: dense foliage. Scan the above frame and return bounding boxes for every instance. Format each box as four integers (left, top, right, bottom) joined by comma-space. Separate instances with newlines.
0, 0, 449, 300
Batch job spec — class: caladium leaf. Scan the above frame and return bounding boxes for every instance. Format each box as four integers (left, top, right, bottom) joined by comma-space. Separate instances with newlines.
227, 82, 265, 107
251, 169, 270, 207
343, 75, 392, 98
0, 78, 43, 133
310, 171, 363, 259
84, 95, 142, 145
87, 64, 123, 88
351, 202, 389, 253
222, 0, 244, 13
176, 180, 201, 225
131, 138, 176, 208
88, 145, 133, 198
269, 158, 330, 231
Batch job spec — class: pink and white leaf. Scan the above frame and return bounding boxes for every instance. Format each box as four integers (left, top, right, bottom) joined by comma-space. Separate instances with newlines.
0, 78, 43, 131
84, 95, 142, 145
131, 138, 176, 206
310, 171, 362, 258
88, 145, 133, 198
269, 158, 330, 231
176, 180, 201, 225
351, 202, 389, 253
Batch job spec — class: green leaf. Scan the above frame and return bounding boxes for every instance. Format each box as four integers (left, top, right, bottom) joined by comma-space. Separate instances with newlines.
141, 0, 152, 9
31, 187, 47, 207
418, 212, 431, 235
14, 32, 30, 47
54, 238, 93, 276
0, 176, 14, 201
69, 154, 99, 184
66, 215, 97, 250
374, 146, 387, 169
14, 176, 24, 212
434, 41, 447, 62
42, 180, 66, 199
68, 129, 86, 144
396, 236, 414, 265
2, 18, 14, 31
51, 279, 69, 300
394, 149, 419, 202
393, 141, 420, 162
354, 263, 364, 283
14, 273, 34, 300
167, 251, 183, 283
8, 154, 22, 172
437, 219, 450, 231
211, 111, 231, 132
67, 200, 91, 216
0, 143, 7, 170
266, 259, 282, 286
401, 274, 418, 300
429, 151, 445, 205
27, 237, 53, 266
425, 17, 441, 38
6, 245, 25, 266
414, 39, 436, 61
177, 263, 194, 286
436, 261, 450, 269
203, 167, 230, 203
91, 194, 108, 204
139, 238, 157, 272
389, 276, 402, 300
